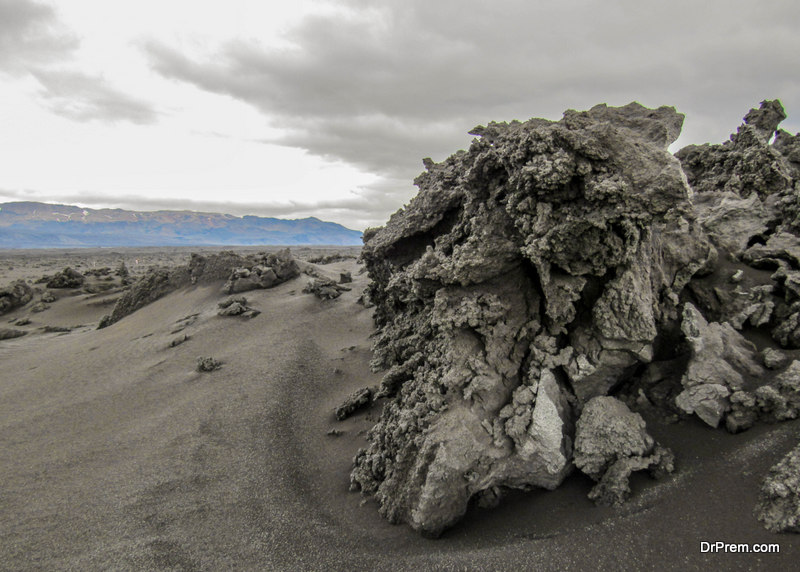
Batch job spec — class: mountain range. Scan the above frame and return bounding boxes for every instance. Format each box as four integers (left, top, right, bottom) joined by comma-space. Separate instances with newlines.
0, 202, 363, 248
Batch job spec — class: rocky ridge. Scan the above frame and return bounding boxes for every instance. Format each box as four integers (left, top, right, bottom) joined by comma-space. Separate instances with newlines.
352, 101, 800, 536
98, 249, 299, 328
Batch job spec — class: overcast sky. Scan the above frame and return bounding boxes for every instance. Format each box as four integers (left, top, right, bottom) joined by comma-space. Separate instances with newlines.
1, 0, 798, 230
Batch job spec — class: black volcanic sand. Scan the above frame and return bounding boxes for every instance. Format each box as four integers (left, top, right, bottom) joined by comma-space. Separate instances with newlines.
0, 249, 798, 571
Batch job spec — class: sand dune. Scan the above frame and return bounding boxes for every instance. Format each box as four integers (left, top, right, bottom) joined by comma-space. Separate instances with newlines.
0, 250, 797, 570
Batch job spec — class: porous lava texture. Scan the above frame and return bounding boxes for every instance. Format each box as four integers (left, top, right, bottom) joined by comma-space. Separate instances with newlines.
756, 441, 800, 533
352, 100, 800, 537
352, 102, 717, 536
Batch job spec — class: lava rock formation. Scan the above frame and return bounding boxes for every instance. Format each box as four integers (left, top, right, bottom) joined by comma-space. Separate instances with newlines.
352, 100, 800, 537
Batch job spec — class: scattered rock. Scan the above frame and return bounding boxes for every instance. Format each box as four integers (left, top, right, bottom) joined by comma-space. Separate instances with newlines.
30, 302, 50, 313
307, 253, 357, 264
730, 269, 744, 283
763, 348, 789, 369
217, 295, 260, 317
327, 429, 345, 437
218, 295, 248, 309
218, 302, 248, 316
42, 325, 71, 333
99, 251, 293, 328
756, 441, 800, 533
339, 271, 352, 284
755, 361, 800, 422
335, 387, 373, 420
168, 333, 190, 347
196, 356, 222, 372
574, 396, 674, 506
303, 277, 347, 300
222, 249, 299, 294
0, 281, 33, 315
0, 328, 27, 340
41, 291, 55, 303
46, 267, 85, 288
14, 317, 31, 326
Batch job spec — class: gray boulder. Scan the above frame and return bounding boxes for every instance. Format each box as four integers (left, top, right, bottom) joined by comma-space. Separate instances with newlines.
0, 281, 33, 315
574, 396, 674, 506
675, 303, 764, 427
46, 267, 85, 288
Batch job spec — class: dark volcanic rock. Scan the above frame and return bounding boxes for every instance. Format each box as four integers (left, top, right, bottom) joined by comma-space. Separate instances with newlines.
303, 277, 347, 300
99, 250, 297, 328
676, 101, 800, 349
222, 249, 299, 294
351, 102, 716, 536
335, 387, 373, 420
0, 281, 33, 315
675, 303, 764, 427
0, 328, 27, 340
756, 441, 800, 533
196, 356, 222, 372
574, 396, 674, 506
46, 267, 85, 288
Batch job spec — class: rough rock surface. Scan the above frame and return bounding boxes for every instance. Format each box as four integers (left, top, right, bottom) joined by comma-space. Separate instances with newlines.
0, 328, 27, 340
676, 100, 800, 349
222, 249, 299, 294
196, 356, 222, 372
756, 441, 800, 533
675, 303, 764, 427
99, 250, 297, 328
574, 396, 674, 505
0, 281, 33, 314
217, 295, 260, 318
335, 387, 373, 420
46, 267, 85, 288
351, 102, 716, 536
303, 277, 348, 300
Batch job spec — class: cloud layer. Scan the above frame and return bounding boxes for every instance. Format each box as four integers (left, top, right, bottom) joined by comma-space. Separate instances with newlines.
1, 0, 157, 124
3, 0, 800, 231
145, 0, 800, 182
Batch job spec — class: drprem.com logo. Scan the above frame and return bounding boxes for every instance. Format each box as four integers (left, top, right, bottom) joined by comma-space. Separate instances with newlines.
700, 542, 780, 553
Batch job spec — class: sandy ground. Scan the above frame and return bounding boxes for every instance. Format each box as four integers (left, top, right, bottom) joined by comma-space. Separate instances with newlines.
0, 248, 798, 571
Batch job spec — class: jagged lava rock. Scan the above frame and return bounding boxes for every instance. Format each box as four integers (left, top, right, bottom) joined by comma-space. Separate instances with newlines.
574, 396, 674, 506
352, 103, 715, 536
0, 280, 33, 315
675, 303, 765, 427
303, 277, 346, 300
100, 250, 298, 328
677, 100, 800, 349
46, 267, 85, 288
222, 248, 299, 294
336, 387, 373, 420
756, 441, 800, 533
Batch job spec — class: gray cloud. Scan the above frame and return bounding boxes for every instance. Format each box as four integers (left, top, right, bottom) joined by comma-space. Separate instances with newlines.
0, 0, 78, 72
143, 0, 800, 225
0, 0, 158, 124
30, 69, 158, 124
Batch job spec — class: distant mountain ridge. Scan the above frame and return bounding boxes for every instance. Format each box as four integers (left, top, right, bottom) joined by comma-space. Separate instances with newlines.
0, 202, 363, 248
